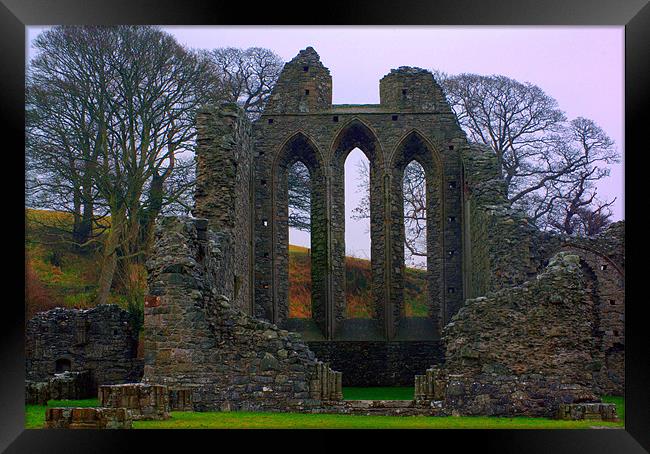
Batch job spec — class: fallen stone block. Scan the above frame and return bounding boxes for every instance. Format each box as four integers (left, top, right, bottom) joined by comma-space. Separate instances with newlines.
45, 407, 132, 429
99, 383, 170, 420
557, 403, 618, 421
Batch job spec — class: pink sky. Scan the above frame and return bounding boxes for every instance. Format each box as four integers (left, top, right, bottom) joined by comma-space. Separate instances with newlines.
27, 26, 624, 256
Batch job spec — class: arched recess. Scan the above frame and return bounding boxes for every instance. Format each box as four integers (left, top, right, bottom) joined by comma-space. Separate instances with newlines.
272, 132, 328, 339
389, 130, 444, 340
330, 119, 385, 340
55, 357, 72, 374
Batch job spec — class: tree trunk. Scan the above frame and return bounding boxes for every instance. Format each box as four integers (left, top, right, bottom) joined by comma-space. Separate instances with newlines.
72, 190, 83, 246
140, 172, 164, 255
95, 205, 125, 305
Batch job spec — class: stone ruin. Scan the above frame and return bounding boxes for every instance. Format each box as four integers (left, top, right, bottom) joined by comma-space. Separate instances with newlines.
140, 47, 624, 418
25, 304, 143, 402
31, 47, 624, 423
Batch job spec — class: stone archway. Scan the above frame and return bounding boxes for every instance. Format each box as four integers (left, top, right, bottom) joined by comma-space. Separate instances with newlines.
389, 130, 444, 340
272, 132, 328, 338
330, 119, 386, 340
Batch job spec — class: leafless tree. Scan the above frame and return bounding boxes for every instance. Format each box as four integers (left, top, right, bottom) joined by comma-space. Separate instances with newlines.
287, 161, 311, 231
439, 73, 619, 235
206, 47, 284, 120
26, 26, 217, 306
348, 73, 620, 244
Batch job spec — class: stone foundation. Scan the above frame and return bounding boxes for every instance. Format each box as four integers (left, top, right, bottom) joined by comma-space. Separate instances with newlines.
557, 403, 618, 421
25, 381, 50, 405
316, 399, 444, 416
25, 370, 93, 404
99, 383, 170, 420
308, 340, 443, 386
169, 387, 194, 411
45, 407, 132, 429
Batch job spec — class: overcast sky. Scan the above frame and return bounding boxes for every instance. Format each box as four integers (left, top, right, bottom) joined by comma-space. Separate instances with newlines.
26, 26, 624, 260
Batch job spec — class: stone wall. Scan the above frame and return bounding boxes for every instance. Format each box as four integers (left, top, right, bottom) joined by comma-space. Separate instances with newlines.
195, 103, 253, 313
459, 144, 561, 298
415, 252, 609, 417
308, 340, 443, 386
45, 407, 132, 429
143, 216, 341, 412
252, 48, 468, 343
561, 222, 625, 395
25, 305, 143, 393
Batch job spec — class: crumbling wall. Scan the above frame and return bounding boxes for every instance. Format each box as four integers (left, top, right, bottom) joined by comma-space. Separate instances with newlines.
143, 216, 341, 412
415, 252, 606, 417
195, 103, 253, 313
460, 144, 561, 298
25, 305, 142, 393
561, 221, 625, 395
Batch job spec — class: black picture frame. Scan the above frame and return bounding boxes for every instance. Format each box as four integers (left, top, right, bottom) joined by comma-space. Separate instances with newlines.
2, 0, 647, 452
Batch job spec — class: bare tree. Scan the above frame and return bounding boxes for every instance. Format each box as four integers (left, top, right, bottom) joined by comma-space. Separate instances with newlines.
348, 73, 620, 241
27, 26, 217, 306
26, 39, 108, 247
537, 117, 619, 235
438, 72, 619, 235
207, 47, 283, 119
287, 161, 311, 231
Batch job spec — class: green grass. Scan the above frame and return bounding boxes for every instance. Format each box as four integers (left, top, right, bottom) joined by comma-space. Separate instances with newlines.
343, 387, 414, 400
602, 395, 625, 421
25, 399, 99, 429
25, 395, 625, 429
133, 412, 623, 429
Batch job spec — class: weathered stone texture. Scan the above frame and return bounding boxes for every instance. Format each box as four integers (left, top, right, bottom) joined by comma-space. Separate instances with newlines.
25, 305, 143, 394
561, 222, 625, 395
99, 383, 170, 420
45, 407, 132, 429
143, 216, 341, 412
414, 252, 614, 417
557, 402, 618, 421
25, 381, 50, 405
265, 46, 332, 114
460, 144, 561, 298
195, 103, 253, 313
308, 340, 443, 386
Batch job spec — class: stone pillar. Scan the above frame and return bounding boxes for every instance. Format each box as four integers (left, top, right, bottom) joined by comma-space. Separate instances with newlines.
99, 383, 170, 420
45, 407, 132, 429
194, 103, 254, 314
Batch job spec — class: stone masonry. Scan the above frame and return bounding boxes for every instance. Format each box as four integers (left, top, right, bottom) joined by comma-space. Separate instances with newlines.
25, 305, 143, 396
193, 47, 470, 385
143, 216, 341, 411
137, 46, 624, 415
414, 250, 620, 417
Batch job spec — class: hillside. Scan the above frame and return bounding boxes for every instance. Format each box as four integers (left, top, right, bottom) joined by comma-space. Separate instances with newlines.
289, 246, 429, 319
26, 209, 430, 323
25, 209, 120, 319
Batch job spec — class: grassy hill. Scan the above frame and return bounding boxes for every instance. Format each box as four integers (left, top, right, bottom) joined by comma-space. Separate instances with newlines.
25, 209, 126, 320
26, 209, 429, 323
288, 246, 429, 319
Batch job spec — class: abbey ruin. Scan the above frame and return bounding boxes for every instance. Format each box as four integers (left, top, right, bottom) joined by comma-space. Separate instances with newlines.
29, 47, 625, 422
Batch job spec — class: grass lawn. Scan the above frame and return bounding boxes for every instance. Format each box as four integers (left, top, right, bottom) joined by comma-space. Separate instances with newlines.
343, 387, 414, 400
25, 394, 625, 429
25, 399, 99, 429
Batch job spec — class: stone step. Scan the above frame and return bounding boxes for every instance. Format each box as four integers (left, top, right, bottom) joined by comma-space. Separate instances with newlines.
344, 400, 415, 409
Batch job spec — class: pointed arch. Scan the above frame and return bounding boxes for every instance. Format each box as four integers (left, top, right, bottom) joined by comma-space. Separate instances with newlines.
271, 130, 328, 339
328, 118, 387, 339
388, 129, 445, 340
390, 129, 443, 172
274, 130, 325, 173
